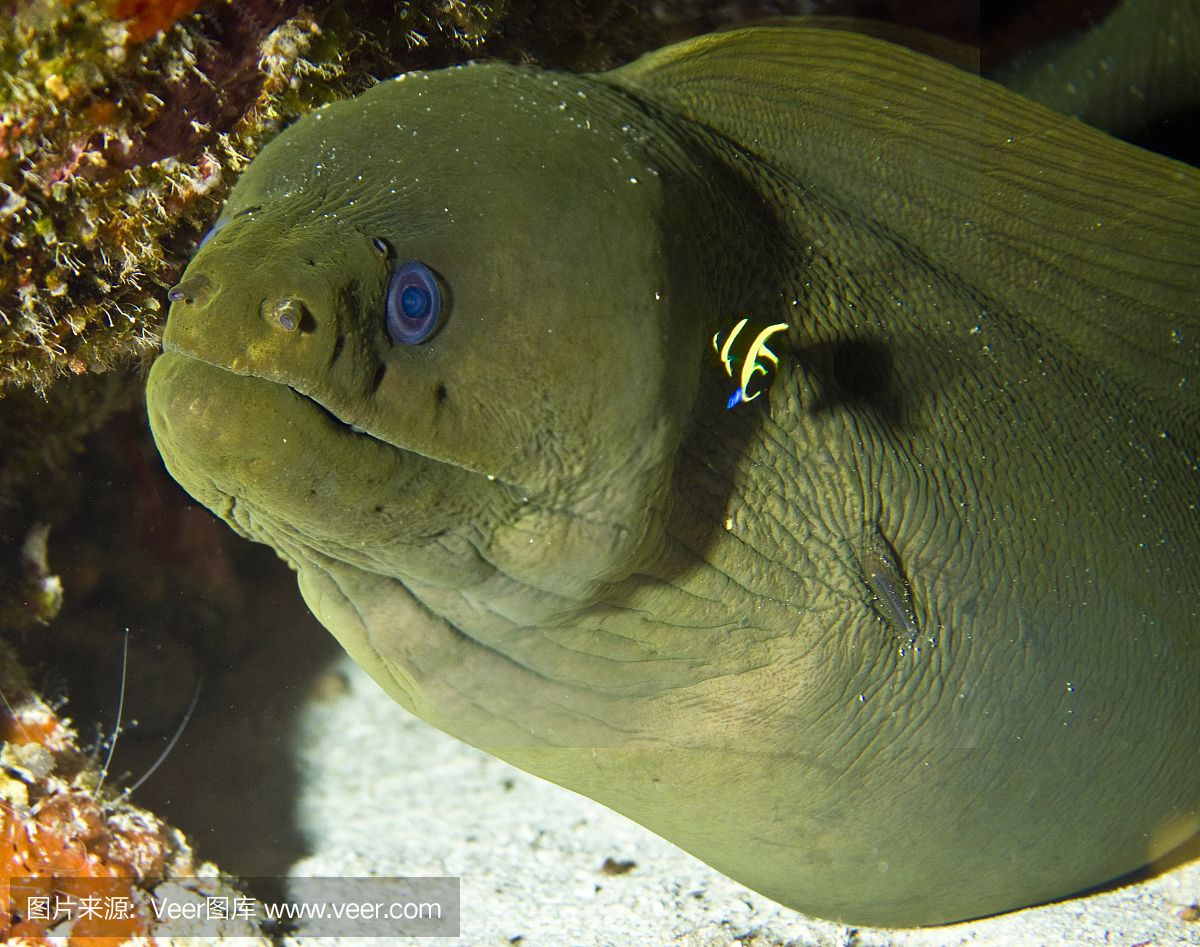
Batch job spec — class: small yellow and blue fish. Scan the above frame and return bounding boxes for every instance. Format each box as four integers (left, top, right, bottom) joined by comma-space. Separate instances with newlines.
712, 318, 789, 408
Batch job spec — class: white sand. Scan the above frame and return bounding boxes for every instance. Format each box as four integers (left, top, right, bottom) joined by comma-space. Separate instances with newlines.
285, 654, 1200, 947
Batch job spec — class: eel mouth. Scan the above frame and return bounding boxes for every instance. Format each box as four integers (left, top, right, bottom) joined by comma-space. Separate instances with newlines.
151, 348, 617, 542
147, 351, 483, 574
153, 345, 505, 487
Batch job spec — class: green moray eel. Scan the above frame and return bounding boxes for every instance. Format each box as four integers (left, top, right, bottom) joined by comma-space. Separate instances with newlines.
145, 23, 1200, 927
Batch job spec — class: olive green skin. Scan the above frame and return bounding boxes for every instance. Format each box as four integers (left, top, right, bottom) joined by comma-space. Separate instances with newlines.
146, 27, 1200, 927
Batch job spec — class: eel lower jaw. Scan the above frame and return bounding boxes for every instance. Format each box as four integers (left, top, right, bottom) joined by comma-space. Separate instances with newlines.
157, 348, 636, 576
159, 344, 529, 494
297, 386, 539, 502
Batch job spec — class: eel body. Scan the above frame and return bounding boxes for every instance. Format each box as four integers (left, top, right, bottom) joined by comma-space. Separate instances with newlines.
146, 23, 1200, 927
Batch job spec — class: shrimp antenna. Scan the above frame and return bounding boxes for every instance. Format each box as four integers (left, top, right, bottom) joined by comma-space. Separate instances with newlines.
117, 674, 203, 802
0, 684, 32, 744
95, 626, 129, 796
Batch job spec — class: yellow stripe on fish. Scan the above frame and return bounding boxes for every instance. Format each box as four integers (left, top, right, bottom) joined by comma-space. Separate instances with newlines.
711, 318, 789, 407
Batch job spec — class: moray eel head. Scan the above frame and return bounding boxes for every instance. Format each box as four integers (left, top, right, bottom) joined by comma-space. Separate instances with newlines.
148, 65, 734, 611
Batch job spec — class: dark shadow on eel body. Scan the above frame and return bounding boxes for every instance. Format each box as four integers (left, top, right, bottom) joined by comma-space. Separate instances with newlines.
799, 336, 909, 435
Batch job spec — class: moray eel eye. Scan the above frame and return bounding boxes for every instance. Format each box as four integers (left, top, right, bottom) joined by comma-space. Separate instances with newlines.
386, 260, 442, 345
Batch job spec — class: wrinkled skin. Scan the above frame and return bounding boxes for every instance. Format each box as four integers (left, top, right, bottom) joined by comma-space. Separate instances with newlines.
146, 25, 1200, 927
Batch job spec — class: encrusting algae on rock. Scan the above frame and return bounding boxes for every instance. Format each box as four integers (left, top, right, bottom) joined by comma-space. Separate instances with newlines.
0, 0, 327, 393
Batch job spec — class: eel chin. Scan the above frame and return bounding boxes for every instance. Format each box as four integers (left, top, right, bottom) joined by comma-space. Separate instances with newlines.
145, 351, 491, 587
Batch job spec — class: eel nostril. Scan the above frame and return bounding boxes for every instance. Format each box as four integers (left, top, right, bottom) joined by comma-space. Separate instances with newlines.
166, 274, 213, 305
262, 297, 313, 333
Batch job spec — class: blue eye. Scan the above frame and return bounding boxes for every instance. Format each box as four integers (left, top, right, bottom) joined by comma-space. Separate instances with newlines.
386, 260, 442, 345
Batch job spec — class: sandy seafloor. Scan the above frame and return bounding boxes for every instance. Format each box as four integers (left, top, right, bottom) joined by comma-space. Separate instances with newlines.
282, 653, 1200, 947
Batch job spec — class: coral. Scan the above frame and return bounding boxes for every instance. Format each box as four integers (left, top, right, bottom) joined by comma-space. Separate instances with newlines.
0, 0, 312, 394
0, 638, 264, 944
